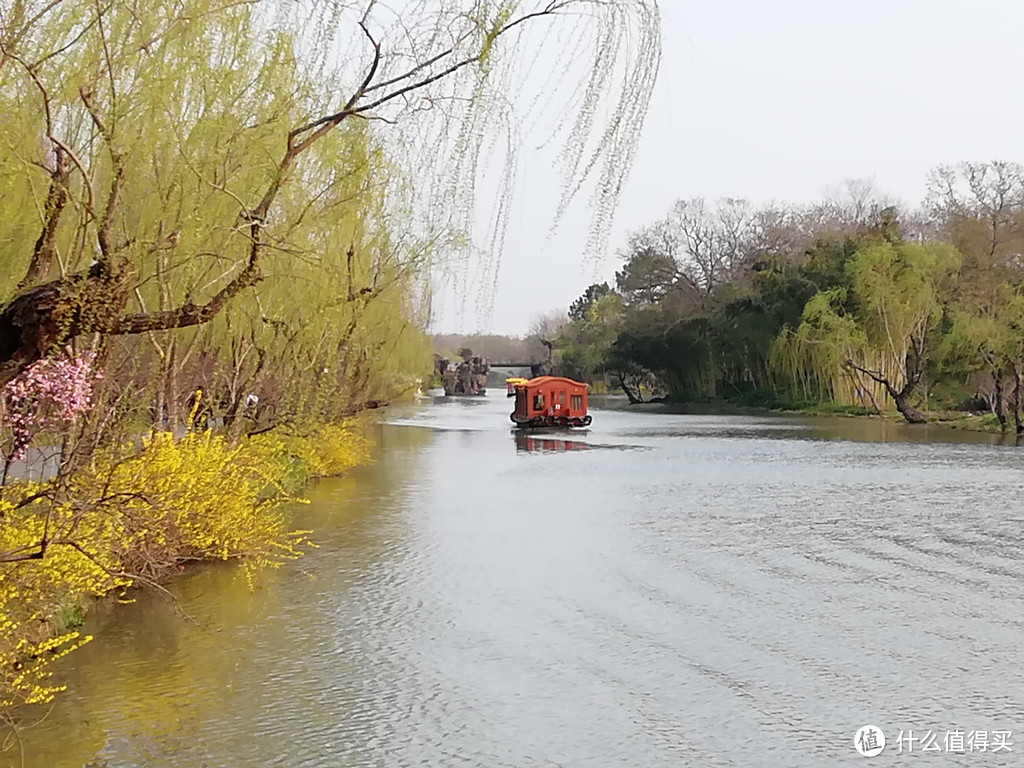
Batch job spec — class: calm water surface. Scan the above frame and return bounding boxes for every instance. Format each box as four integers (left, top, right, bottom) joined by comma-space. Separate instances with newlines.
8, 395, 1024, 767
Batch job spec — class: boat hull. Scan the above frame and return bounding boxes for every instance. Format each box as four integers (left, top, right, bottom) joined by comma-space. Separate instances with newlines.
510, 414, 592, 428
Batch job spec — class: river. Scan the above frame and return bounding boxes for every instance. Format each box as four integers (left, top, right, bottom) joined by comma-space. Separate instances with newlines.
7, 394, 1024, 767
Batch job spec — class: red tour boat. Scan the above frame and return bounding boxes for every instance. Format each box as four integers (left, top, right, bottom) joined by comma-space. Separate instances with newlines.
509, 376, 592, 428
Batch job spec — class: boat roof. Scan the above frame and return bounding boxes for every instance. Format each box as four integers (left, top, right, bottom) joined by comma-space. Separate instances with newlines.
519, 376, 589, 389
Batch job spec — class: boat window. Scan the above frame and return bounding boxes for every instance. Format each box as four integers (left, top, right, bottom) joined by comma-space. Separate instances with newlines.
571, 394, 583, 410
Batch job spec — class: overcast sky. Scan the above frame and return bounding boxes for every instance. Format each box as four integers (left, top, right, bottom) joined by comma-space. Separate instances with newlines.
430, 0, 1024, 337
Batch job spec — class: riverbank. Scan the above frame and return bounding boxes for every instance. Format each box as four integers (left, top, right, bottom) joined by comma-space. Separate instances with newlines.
0, 419, 375, 724
780, 406, 1008, 434
598, 392, 1013, 435
768, 400, 1002, 429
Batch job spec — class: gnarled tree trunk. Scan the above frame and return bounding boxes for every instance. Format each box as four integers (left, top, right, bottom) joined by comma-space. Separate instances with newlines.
614, 369, 643, 404
0, 269, 130, 388
846, 334, 929, 424
891, 388, 928, 424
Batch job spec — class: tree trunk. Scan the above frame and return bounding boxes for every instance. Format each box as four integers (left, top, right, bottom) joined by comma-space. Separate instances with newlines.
892, 390, 928, 424
992, 370, 1007, 428
616, 372, 642, 404
845, 354, 928, 425
164, 340, 180, 434
847, 367, 882, 414
153, 377, 166, 431
0, 264, 262, 390
1011, 360, 1023, 436
861, 385, 882, 416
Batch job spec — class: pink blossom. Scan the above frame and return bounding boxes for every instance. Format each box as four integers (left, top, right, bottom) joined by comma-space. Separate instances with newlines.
2, 351, 101, 461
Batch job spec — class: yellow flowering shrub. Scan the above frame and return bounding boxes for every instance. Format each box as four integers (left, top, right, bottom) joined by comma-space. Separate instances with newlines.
0, 417, 374, 721
0, 494, 116, 710
257, 420, 374, 484
75, 431, 307, 577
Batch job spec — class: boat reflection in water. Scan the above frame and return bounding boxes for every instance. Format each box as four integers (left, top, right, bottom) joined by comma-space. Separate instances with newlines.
514, 431, 591, 454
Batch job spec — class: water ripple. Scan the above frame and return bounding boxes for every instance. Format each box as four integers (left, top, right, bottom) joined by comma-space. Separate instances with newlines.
11, 398, 1024, 768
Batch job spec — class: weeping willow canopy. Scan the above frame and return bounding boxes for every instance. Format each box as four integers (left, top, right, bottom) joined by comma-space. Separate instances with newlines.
0, 0, 662, 385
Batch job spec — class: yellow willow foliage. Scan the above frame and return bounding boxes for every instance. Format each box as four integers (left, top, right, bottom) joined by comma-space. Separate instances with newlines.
769, 288, 866, 403
769, 240, 960, 409
0, 418, 373, 718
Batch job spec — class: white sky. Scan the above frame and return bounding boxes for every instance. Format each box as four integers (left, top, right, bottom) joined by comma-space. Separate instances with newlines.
431, 0, 1024, 336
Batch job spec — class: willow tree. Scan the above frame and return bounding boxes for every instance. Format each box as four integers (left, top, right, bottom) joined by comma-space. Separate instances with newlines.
769, 288, 869, 406
844, 241, 960, 422
0, 0, 661, 391
926, 162, 1024, 422
943, 286, 1024, 432
126, 120, 423, 434
772, 241, 960, 422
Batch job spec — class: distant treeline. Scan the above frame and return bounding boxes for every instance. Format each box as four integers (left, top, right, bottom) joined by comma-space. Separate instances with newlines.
552, 166, 1024, 431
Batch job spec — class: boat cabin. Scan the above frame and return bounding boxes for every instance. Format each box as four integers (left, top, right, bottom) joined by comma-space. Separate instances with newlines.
510, 376, 592, 428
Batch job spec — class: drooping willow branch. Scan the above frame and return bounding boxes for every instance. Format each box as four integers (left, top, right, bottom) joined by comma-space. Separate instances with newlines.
0, 0, 661, 387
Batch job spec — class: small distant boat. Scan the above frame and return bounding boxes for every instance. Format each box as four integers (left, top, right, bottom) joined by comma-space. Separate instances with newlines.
505, 377, 528, 397
509, 376, 592, 428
